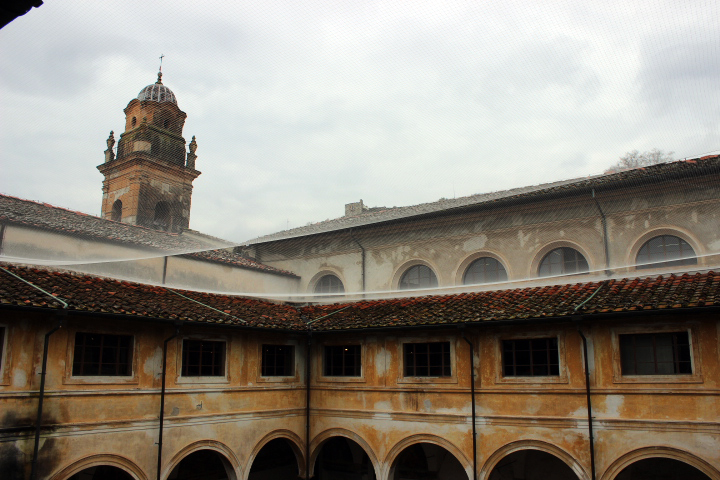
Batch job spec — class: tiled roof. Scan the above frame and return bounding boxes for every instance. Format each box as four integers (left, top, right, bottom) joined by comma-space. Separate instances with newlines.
246, 155, 720, 244
299, 271, 720, 330
0, 264, 305, 330
0, 194, 297, 278
1, 263, 717, 331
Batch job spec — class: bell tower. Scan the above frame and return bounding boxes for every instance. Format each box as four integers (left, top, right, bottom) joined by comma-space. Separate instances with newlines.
97, 70, 200, 233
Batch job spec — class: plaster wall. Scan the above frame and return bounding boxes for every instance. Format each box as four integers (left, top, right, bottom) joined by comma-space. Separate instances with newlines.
1, 311, 718, 480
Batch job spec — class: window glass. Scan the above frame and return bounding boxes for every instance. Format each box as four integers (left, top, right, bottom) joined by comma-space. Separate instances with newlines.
323, 345, 361, 376
314, 275, 345, 295
262, 344, 295, 376
72, 332, 133, 376
502, 338, 559, 376
399, 265, 438, 290
463, 257, 508, 284
538, 247, 589, 277
620, 332, 692, 375
182, 339, 226, 376
404, 342, 451, 377
636, 235, 697, 269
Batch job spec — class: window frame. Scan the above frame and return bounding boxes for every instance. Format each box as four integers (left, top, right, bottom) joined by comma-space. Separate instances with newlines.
322, 344, 362, 377
462, 256, 509, 285
398, 338, 457, 385
494, 331, 569, 385
175, 335, 230, 384
258, 343, 298, 383
611, 324, 703, 384
64, 328, 138, 385
538, 246, 590, 277
398, 264, 439, 291
635, 234, 698, 270
314, 274, 346, 296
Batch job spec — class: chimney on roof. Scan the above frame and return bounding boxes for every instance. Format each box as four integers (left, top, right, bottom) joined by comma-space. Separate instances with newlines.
345, 200, 367, 217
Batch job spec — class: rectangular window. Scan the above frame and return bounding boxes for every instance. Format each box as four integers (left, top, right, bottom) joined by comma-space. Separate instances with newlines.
620, 332, 692, 375
262, 344, 295, 376
72, 332, 133, 376
404, 342, 451, 377
502, 338, 559, 377
182, 339, 226, 376
323, 345, 361, 377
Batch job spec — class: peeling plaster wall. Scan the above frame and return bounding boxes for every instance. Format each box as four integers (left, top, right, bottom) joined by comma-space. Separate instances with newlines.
1, 311, 718, 479
254, 183, 720, 292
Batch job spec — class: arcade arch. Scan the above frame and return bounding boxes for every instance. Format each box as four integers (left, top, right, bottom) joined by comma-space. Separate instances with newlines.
386, 435, 469, 480
246, 431, 304, 480
600, 447, 718, 480
51, 454, 147, 480
480, 441, 588, 480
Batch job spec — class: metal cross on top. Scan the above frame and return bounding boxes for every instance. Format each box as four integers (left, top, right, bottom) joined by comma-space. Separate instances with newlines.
159, 54, 165, 72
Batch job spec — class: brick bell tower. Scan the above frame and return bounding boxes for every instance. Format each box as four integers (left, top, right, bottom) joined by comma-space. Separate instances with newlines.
98, 69, 200, 233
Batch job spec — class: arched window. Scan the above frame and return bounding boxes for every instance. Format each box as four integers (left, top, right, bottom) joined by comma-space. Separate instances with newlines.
111, 200, 122, 222
538, 247, 589, 277
636, 235, 697, 269
314, 275, 345, 295
399, 265, 438, 290
154, 201, 170, 231
463, 257, 508, 285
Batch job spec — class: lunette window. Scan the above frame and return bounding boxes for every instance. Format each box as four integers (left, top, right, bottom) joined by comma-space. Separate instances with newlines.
262, 344, 295, 376
72, 332, 133, 376
463, 257, 508, 284
324, 345, 361, 377
538, 247, 589, 277
502, 338, 560, 376
182, 339, 226, 376
619, 332, 692, 375
404, 342, 451, 377
399, 265, 438, 290
636, 235, 697, 270
314, 275, 345, 295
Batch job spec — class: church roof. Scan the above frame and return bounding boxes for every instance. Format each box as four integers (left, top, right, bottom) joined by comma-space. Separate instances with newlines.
137, 72, 177, 104
0, 194, 298, 278
244, 155, 720, 245
1, 263, 717, 331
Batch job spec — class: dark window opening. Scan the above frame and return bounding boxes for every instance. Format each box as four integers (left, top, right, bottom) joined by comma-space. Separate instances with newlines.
539, 247, 589, 277
131, 117, 137, 127
154, 201, 170, 230
0, 326, 5, 371
636, 235, 697, 270
399, 265, 438, 290
324, 345, 361, 377
463, 257, 508, 284
503, 337, 560, 376
182, 339, 226, 376
404, 342, 451, 377
111, 199, 122, 222
163, 119, 170, 128
72, 332, 133, 376
315, 274, 345, 295
620, 331, 692, 375
262, 344, 295, 376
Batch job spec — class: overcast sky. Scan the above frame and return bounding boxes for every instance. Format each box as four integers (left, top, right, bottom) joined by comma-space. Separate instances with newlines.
1, 0, 718, 243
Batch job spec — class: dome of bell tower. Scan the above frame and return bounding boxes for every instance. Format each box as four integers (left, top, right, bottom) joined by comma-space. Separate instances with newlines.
136, 71, 177, 104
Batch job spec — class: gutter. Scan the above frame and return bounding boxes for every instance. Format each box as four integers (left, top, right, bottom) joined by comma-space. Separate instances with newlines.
305, 327, 312, 480
591, 189, 611, 276
0, 267, 67, 480
157, 326, 181, 480
350, 231, 366, 295
572, 281, 607, 480
459, 325, 477, 480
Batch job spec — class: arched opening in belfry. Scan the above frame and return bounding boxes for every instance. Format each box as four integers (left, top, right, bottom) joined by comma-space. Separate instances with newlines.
313, 436, 376, 479
153, 201, 171, 231
68, 465, 134, 480
614, 457, 712, 480
167, 449, 236, 480
391, 442, 467, 480
111, 199, 122, 222
487, 449, 579, 480
248, 438, 300, 479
